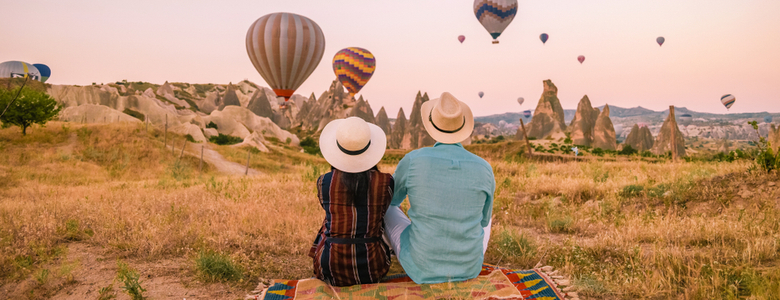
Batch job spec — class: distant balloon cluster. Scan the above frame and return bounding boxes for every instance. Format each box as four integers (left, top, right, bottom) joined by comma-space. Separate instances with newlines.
0, 61, 51, 83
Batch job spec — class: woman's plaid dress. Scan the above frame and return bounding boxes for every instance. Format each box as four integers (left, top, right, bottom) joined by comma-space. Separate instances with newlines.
308, 168, 394, 286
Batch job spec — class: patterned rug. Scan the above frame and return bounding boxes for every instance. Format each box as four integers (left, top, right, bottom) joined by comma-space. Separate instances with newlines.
247, 264, 579, 300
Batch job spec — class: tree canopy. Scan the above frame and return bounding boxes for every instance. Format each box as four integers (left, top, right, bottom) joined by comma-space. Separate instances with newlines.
0, 87, 62, 135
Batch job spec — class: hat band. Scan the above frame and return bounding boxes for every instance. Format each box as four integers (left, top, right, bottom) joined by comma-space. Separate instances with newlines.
429, 111, 465, 134
337, 140, 371, 156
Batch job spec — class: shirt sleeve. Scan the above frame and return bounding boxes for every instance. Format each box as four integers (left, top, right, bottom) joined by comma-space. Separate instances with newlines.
481, 166, 496, 228
390, 155, 410, 207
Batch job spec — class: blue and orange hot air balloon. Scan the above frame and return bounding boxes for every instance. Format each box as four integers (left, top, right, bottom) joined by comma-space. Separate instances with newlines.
333, 47, 376, 99
474, 0, 518, 44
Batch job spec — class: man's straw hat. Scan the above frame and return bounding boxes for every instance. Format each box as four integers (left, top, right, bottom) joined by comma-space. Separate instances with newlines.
421, 92, 474, 144
320, 117, 387, 173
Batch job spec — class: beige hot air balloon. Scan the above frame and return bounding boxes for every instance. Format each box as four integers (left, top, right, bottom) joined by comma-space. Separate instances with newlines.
246, 13, 326, 103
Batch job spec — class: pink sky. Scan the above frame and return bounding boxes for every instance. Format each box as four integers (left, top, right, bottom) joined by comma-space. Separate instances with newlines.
2, 0, 779, 116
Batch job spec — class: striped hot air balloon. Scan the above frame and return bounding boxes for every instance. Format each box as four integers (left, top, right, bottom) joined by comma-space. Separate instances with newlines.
474, 0, 518, 44
523, 110, 532, 118
246, 13, 326, 103
0, 61, 41, 81
721, 94, 736, 110
333, 47, 376, 99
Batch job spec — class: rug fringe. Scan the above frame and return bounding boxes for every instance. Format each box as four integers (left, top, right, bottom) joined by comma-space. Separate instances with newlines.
537, 265, 579, 300
245, 278, 274, 300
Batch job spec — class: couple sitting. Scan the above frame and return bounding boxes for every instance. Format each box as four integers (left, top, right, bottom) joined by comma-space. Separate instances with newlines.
309, 92, 495, 286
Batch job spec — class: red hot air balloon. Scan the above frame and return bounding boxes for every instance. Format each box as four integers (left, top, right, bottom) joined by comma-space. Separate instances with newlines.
458, 35, 466, 43
577, 55, 585, 64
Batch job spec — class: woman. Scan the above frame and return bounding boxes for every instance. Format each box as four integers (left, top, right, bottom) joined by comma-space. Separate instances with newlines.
308, 117, 393, 286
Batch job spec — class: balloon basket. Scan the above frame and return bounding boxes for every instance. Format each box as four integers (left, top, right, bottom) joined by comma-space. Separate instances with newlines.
492, 40, 499, 44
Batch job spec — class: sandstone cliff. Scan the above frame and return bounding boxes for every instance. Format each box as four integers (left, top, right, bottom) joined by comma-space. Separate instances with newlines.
297, 79, 354, 132
218, 84, 242, 110
651, 110, 686, 157
518, 80, 567, 140
246, 88, 274, 119
349, 96, 376, 124
567, 95, 600, 146
592, 104, 617, 150
624, 124, 654, 152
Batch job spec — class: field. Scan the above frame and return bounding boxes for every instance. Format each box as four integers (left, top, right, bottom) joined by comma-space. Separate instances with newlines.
1, 123, 779, 299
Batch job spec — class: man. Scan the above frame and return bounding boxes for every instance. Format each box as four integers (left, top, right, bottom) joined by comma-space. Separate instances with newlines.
384, 92, 495, 284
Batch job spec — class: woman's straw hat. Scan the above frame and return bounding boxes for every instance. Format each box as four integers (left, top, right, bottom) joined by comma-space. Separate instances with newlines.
421, 92, 474, 144
320, 117, 387, 173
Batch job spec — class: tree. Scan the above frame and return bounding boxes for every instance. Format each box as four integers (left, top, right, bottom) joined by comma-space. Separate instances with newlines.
0, 87, 62, 135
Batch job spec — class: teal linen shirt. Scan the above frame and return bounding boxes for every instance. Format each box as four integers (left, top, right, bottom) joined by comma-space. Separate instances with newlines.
391, 142, 495, 284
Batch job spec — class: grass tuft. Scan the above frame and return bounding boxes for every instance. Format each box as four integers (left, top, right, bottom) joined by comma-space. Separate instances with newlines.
195, 250, 244, 283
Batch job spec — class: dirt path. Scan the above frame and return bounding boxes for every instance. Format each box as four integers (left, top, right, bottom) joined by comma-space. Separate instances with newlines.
1, 243, 246, 299
172, 143, 260, 176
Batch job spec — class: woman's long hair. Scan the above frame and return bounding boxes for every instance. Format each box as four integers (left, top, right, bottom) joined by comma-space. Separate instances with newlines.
338, 165, 378, 206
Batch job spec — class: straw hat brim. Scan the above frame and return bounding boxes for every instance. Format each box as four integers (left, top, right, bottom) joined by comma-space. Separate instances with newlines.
320, 119, 387, 173
421, 98, 474, 144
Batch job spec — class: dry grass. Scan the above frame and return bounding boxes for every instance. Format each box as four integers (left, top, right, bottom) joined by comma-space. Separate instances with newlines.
1, 123, 779, 299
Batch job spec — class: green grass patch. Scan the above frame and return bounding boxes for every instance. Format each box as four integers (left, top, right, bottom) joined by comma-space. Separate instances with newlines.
195, 250, 244, 283
122, 108, 145, 122
209, 134, 243, 146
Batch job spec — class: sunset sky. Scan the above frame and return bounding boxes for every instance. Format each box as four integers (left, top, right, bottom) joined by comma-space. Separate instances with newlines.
2, 0, 779, 117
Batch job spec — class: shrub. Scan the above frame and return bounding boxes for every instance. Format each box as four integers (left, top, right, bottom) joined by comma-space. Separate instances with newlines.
592, 148, 605, 156
621, 184, 644, 197
749, 120, 779, 172
122, 108, 145, 122
195, 251, 243, 282
619, 145, 638, 156
184, 134, 196, 143
206, 121, 218, 130
209, 134, 242, 146
300, 136, 321, 155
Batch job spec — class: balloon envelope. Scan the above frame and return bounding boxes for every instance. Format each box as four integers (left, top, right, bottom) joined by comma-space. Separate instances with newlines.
540, 33, 548, 44
333, 47, 376, 98
577, 55, 585, 64
478, 91, 484, 98
657, 36, 665, 46
517, 97, 524, 105
523, 110, 532, 118
720, 94, 736, 110
765, 116, 773, 123
246, 12, 326, 101
474, 0, 518, 43
32, 63, 51, 83
0, 61, 41, 81
458, 35, 465, 43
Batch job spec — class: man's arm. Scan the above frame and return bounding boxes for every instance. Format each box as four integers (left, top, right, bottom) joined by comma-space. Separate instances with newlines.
390, 155, 410, 207
481, 167, 496, 228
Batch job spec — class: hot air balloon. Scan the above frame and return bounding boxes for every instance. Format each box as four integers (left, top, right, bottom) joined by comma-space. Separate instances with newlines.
721, 94, 736, 110
523, 110, 532, 118
333, 47, 376, 99
0, 61, 41, 81
679, 113, 692, 124
540, 33, 549, 44
33, 64, 51, 83
656, 37, 665, 47
474, 0, 518, 44
458, 35, 466, 43
765, 116, 773, 123
577, 55, 585, 64
246, 13, 326, 105
517, 97, 524, 106
478, 91, 484, 98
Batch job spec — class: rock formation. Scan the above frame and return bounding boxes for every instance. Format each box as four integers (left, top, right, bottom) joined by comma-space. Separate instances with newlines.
297, 79, 354, 132
246, 89, 274, 119
59, 104, 142, 124
389, 108, 409, 149
218, 84, 242, 110
567, 95, 600, 146
518, 80, 567, 140
375, 107, 391, 135
217, 106, 300, 146
405, 92, 436, 148
624, 124, 654, 152
592, 104, 617, 150
651, 110, 686, 157
349, 96, 375, 124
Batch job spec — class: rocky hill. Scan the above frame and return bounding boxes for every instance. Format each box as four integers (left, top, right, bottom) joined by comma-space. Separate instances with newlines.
517, 80, 567, 140
624, 124, 654, 152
